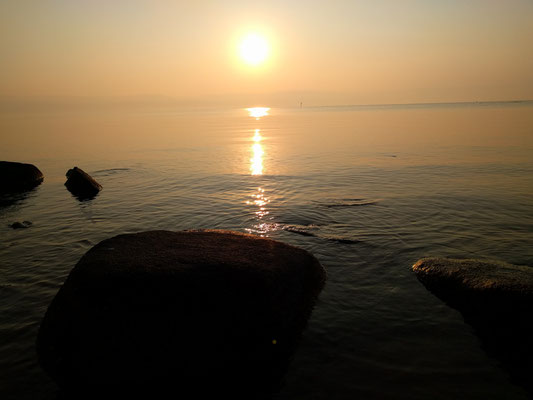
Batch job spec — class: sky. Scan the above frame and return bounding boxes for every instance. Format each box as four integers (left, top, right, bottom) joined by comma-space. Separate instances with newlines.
1, 0, 532, 106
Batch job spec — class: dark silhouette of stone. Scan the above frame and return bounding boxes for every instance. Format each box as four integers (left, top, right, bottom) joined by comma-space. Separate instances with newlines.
37, 230, 326, 398
413, 257, 533, 394
64, 167, 102, 200
0, 161, 43, 194
9, 221, 32, 229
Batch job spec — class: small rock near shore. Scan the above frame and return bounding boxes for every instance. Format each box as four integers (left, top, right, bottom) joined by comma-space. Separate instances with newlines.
9, 221, 32, 229
0, 161, 43, 194
64, 167, 102, 199
37, 230, 326, 397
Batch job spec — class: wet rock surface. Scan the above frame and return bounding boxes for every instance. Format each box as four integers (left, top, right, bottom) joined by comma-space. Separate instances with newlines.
37, 230, 326, 398
9, 221, 32, 229
0, 161, 43, 194
64, 167, 102, 200
413, 257, 533, 394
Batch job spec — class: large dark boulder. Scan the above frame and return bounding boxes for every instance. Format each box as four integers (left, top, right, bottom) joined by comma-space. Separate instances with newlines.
413, 257, 533, 394
0, 161, 43, 194
64, 167, 102, 200
37, 230, 326, 398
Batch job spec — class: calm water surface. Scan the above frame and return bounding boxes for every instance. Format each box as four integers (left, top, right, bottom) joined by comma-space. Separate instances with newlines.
1, 102, 533, 399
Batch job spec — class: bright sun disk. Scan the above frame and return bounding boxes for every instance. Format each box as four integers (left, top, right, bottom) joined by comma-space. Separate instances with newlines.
240, 34, 269, 66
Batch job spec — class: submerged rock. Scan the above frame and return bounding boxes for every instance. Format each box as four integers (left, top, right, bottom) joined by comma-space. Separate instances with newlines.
9, 221, 32, 229
413, 257, 533, 394
37, 230, 326, 398
283, 224, 318, 237
64, 167, 102, 200
0, 161, 43, 194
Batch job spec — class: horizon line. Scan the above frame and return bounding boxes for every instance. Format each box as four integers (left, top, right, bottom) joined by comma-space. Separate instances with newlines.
0, 96, 531, 110
301, 99, 533, 110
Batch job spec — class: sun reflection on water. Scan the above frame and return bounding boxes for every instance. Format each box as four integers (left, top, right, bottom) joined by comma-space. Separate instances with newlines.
246, 187, 270, 219
247, 107, 270, 119
245, 106, 278, 236
251, 129, 264, 175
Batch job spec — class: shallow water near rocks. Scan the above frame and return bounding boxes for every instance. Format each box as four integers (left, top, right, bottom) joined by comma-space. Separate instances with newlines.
1, 102, 533, 399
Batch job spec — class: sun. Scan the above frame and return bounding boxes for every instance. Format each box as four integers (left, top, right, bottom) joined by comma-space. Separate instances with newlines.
239, 33, 269, 66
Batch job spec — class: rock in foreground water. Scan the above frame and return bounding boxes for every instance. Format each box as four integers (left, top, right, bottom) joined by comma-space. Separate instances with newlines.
412, 257, 533, 309
64, 167, 102, 199
0, 161, 43, 194
37, 230, 326, 398
9, 221, 32, 229
413, 257, 533, 394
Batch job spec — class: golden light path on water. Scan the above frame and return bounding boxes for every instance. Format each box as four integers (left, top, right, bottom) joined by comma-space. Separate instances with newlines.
246, 187, 270, 219
246, 107, 272, 234
247, 107, 270, 119
251, 129, 263, 175
247, 107, 269, 175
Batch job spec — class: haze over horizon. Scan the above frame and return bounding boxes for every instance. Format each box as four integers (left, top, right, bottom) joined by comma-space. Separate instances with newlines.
1, 0, 533, 107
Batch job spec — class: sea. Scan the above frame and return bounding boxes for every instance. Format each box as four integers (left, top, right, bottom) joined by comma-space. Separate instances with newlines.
1, 101, 532, 399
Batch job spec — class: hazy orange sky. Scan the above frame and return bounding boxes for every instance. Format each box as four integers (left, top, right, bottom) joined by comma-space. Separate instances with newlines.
1, 0, 532, 106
